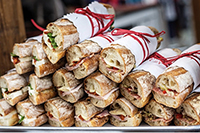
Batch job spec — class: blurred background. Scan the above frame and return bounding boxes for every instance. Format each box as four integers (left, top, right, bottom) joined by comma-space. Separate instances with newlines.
0, 0, 199, 75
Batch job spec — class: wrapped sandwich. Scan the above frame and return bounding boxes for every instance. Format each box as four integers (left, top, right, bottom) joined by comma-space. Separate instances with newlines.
109, 97, 142, 127
28, 74, 57, 105
66, 32, 123, 79
0, 71, 28, 106
99, 26, 165, 83
143, 99, 174, 126
120, 48, 180, 108
0, 99, 19, 126
32, 43, 65, 78
44, 97, 75, 127
174, 93, 200, 126
16, 99, 48, 126
84, 71, 119, 108
74, 97, 109, 127
42, 1, 115, 64
11, 40, 39, 74
153, 44, 200, 108
53, 68, 84, 103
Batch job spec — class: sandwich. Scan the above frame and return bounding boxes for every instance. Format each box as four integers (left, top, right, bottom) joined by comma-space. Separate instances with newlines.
0, 99, 19, 126
53, 68, 84, 103
32, 43, 65, 78
84, 71, 119, 108
16, 99, 48, 126
74, 97, 109, 127
0, 71, 28, 106
174, 93, 200, 126
109, 97, 142, 127
42, 1, 115, 64
99, 26, 164, 83
28, 74, 57, 105
44, 97, 75, 127
11, 39, 39, 74
120, 70, 156, 108
143, 99, 174, 126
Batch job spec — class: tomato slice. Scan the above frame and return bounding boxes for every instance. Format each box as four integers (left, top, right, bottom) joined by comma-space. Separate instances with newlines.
163, 90, 167, 94
119, 115, 125, 120
13, 57, 20, 64
176, 113, 183, 119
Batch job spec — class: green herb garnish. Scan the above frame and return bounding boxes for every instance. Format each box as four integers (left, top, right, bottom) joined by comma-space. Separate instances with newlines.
47, 32, 58, 49
18, 114, 25, 124
28, 84, 33, 90
5, 88, 8, 92
33, 56, 40, 61
10, 53, 18, 57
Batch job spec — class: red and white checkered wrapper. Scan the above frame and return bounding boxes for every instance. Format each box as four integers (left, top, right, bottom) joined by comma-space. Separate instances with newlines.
63, 1, 113, 42
170, 44, 200, 90
135, 48, 179, 78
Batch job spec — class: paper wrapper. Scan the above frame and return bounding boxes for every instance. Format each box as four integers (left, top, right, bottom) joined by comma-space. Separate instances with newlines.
26, 35, 42, 43
111, 26, 157, 67
63, 1, 110, 42
87, 32, 123, 48
135, 48, 179, 78
170, 44, 200, 90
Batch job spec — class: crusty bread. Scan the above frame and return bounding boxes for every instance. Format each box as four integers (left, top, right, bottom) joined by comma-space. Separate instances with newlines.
153, 84, 193, 108
99, 44, 135, 83
73, 54, 100, 79
14, 61, 34, 74
66, 40, 101, 66
144, 117, 173, 126
145, 99, 174, 120
44, 97, 74, 121
48, 114, 75, 127
75, 116, 108, 127
74, 97, 104, 121
58, 87, 85, 103
53, 68, 81, 92
90, 89, 119, 108
120, 70, 155, 108
2, 86, 28, 106
16, 99, 48, 126
84, 71, 118, 97
0, 99, 19, 126
0, 71, 27, 92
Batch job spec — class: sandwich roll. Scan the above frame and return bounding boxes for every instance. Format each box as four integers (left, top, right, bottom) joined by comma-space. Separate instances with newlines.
109, 97, 142, 127
74, 97, 109, 127
174, 93, 200, 126
32, 43, 65, 78
0, 99, 19, 126
44, 97, 75, 127
11, 40, 39, 74
143, 99, 174, 126
99, 26, 165, 83
16, 99, 48, 126
153, 44, 200, 108
53, 68, 84, 103
120, 70, 155, 108
84, 71, 119, 108
28, 74, 57, 105
42, 1, 115, 64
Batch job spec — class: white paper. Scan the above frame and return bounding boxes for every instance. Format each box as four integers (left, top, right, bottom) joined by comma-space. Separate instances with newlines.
111, 26, 157, 66
26, 35, 42, 43
88, 32, 122, 48
170, 44, 200, 90
63, 1, 110, 42
135, 48, 179, 78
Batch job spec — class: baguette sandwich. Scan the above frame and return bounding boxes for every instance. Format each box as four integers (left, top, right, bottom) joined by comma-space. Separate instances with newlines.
28, 74, 57, 105
16, 99, 48, 126
109, 97, 142, 126
32, 43, 65, 78
42, 1, 114, 64
120, 70, 156, 108
74, 97, 109, 127
0, 71, 28, 106
143, 99, 174, 126
11, 40, 39, 74
0, 99, 19, 126
44, 97, 75, 127
174, 93, 200, 126
84, 71, 119, 108
53, 68, 84, 103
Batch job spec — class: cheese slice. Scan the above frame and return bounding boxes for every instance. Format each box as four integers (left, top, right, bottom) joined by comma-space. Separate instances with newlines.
109, 108, 126, 116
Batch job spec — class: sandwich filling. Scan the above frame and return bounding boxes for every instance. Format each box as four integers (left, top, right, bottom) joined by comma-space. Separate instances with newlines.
11, 53, 32, 65
121, 84, 141, 100
59, 83, 83, 96
2, 87, 28, 101
109, 107, 129, 122
175, 113, 197, 124
153, 86, 178, 98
